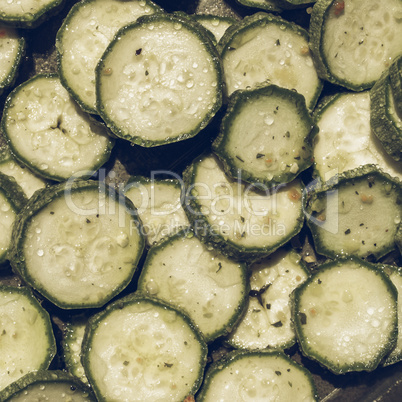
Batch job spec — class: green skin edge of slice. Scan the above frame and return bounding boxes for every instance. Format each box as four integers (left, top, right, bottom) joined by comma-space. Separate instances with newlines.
81, 293, 208, 402
95, 13, 223, 148
8, 179, 145, 309
182, 154, 305, 263
389, 55, 402, 116
304, 164, 402, 260
0, 370, 95, 401
0, 36, 25, 96
370, 72, 402, 162
137, 228, 249, 343
291, 256, 398, 375
235, 0, 283, 13
0, 286, 57, 382
212, 84, 318, 188
0, 171, 28, 265
1, 73, 115, 182
0, 0, 65, 28
56, 0, 163, 115
196, 349, 318, 401
219, 12, 323, 110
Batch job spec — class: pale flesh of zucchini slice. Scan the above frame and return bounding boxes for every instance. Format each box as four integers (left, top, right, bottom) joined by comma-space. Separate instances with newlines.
220, 13, 322, 110
124, 176, 189, 246
313, 91, 402, 181
197, 350, 317, 401
1, 74, 114, 182
0, 286, 56, 392
96, 13, 222, 147
82, 294, 207, 402
193, 15, 236, 44
184, 154, 304, 261
10, 181, 144, 309
0, 190, 17, 264
138, 230, 248, 342
56, 0, 160, 114
310, 0, 402, 90
226, 248, 308, 350
292, 258, 398, 374
306, 166, 402, 259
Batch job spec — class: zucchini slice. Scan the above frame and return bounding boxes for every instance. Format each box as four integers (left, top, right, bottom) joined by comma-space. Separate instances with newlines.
382, 265, 402, 367
0, 26, 24, 95
0, 148, 47, 199
313, 91, 402, 181
0, 0, 64, 28
137, 229, 248, 342
197, 349, 318, 401
0, 286, 56, 392
183, 154, 305, 262
124, 175, 189, 246
96, 12, 223, 147
0, 370, 96, 401
9, 180, 145, 309
226, 248, 309, 350
213, 84, 317, 187
56, 0, 161, 114
193, 14, 237, 44
309, 0, 402, 90
389, 54, 402, 116
370, 68, 402, 162
234, 0, 282, 13
219, 12, 322, 110
0, 172, 27, 265
1, 74, 114, 182
292, 257, 398, 374
82, 293, 207, 402
305, 166, 402, 259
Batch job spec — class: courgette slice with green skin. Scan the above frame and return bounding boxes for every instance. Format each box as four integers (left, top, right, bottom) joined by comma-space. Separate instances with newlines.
183, 154, 304, 262
291, 257, 398, 375
370, 69, 402, 162
0, 370, 96, 401
96, 12, 223, 147
138, 229, 248, 342
0, 285, 56, 392
9, 179, 145, 309
234, 0, 282, 13
1, 74, 114, 182
313, 91, 402, 181
0, 0, 64, 28
124, 175, 189, 246
219, 12, 322, 110
197, 349, 318, 401
82, 293, 207, 402
309, 0, 402, 91
0, 148, 48, 199
193, 14, 237, 44
382, 265, 402, 367
305, 165, 402, 260
226, 248, 309, 350
389, 55, 402, 116
56, 0, 161, 114
62, 315, 89, 384
0, 172, 27, 265
213, 84, 317, 188
0, 27, 24, 96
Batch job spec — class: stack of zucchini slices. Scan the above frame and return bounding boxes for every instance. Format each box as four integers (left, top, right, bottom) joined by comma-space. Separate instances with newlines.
0, 0, 401, 400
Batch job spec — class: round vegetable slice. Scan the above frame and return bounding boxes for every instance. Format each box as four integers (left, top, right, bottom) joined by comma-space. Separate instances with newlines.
219, 12, 322, 110
96, 12, 223, 147
138, 229, 248, 342
82, 293, 207, 402
0, 286, 56, 392
0, 370, 96, 401
197, 349, 318, 401
292, 257, 398, 374
1, 74, 114, 182
309, 0, 402, 90
213, 84, 318, 187
9, 179, 145, 309
56, 0, 161, 114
